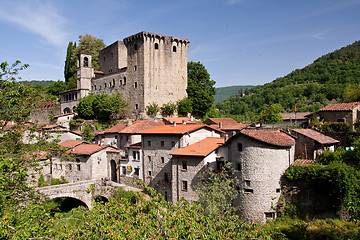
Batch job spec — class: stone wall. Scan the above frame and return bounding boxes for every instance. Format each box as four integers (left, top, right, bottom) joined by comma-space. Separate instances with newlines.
30, 103, 61, 125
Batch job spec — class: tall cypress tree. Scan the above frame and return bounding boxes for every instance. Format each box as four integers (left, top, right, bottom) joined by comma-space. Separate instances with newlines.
64, 42, 77, 90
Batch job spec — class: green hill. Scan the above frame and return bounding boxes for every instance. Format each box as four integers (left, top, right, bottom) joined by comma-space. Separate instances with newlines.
216, 41, 360, 122
214, 85, 256, 105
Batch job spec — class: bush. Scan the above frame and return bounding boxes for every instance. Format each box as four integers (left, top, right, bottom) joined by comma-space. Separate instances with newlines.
161, 102, 177, 117
146, 102, 160, 116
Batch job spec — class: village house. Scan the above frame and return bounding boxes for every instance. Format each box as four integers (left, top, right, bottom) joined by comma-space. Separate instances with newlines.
140, 123, 223, 203
41, 140, 125, 184
225, 128, 295, 223
170, 137, 225, 202
291, 129, 339, 160
317, 101, 360, 131
50, 112, 76, 129
203, 117, 249, 138
279, 112, 312, 127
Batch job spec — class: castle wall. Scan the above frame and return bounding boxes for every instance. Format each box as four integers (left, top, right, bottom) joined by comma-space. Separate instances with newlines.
99, 41, 127, 74
30, 103, 61, 125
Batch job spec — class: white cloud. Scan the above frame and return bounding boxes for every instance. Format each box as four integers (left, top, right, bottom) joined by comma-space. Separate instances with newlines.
0, 0, 69, 47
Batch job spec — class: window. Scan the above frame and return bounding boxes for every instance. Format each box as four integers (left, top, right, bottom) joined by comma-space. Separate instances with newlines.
135, 104, 139, 110
171, 141, 176, 147
182, 160, 187, 170
161, 141, 164, 146
245, 180, 251, 187
134, 65, 137, 71
265, 212, 275, 220
173, 46, 177, 52
133, 151, 137, 160
94, 85, 97, 90
148, 141, 151, 146
276, 188, 281, 193
84, 57, 89, 67
124, 77, 126, 85
68, 164, 72, 171
182, 181, 188, 191
59, 164, 62, 170
164, 173, 169, 182
134, 168, 140, 176
148, 171, 152, 177
134, 82, 137, 88
148, 156, 151, 162
122, 166, 126, 175
113, 79, 115, 86
161, 157, 165, 163
120, 79, 122, 85
164, 191, 168, 201
155, 43, 159, 49
77, 164, 81, 171
237, 143, 243, 151
244, 188, 253, 193
104, 83, 107, 88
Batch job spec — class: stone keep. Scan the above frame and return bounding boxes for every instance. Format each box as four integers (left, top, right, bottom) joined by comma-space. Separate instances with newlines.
61, 31, 190, 117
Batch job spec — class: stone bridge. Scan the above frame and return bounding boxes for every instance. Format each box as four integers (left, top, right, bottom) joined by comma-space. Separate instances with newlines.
37, 179, 141, 209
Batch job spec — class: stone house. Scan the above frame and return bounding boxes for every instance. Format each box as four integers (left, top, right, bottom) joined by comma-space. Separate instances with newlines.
51, 112, 76, 129
121, 142, 143, 184
60, 31, 190, 118
42, 140, 125, 183
203, 117, 249, 138
95, 123, 128, 148
317, 101, 360, 131
291, 129, 339, 160
170, 137, 225, 203
140, 123, 223, 203
44, 129, 82, 144
225, 128, 295, 223
279, 112, 312, 127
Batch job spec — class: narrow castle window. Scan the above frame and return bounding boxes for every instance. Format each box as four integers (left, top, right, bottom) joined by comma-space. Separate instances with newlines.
237, 143, 243, 151
155, 43, 159, 49
161, 141, 164, 146
124, 77, 127, 85
135, 104, 139, 109
161, 157, 165, 163
104, 83, 107, 88
113, 79, 115, 86
182, 181, 188, 191
84, 57, 89, 67
173, 46, 177, 52
182, 160, 187, 170
134, 82, 137, 88
134, 65, 137, 71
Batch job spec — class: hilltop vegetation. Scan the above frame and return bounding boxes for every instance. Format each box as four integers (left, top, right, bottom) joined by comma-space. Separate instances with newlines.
214, 85, 256, 104
217, 41, 360, 122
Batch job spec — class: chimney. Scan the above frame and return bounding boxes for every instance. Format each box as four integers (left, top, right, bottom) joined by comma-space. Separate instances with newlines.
190, 116, 194, 122
219, 122, 223, 129
127, 121, 132, 126
173, 121, 176, 127
182, 120, 186, 124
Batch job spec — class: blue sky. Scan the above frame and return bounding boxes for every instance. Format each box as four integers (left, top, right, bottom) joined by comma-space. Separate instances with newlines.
1, 0, 360, 87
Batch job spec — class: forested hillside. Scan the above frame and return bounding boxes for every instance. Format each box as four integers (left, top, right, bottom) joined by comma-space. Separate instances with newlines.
217, 41, 360, 122
214, 85, 256, 104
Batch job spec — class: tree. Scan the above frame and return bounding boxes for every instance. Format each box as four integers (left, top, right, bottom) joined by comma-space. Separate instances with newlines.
75, 34, 106, 71
64, 41, 77, 89
46, 80, 67, 97
261, 103, 283, 126
187, 61, 216, 117
146, 102, 161, 117
195, 162, 239, 217
161, 102, 177, 117
177, 97, 192, 117
76, 93, 96, 119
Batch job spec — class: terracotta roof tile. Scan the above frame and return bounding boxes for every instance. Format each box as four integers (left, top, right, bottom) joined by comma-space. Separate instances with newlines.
292, 129, 339, 145
240, 128, 295, 147
204, 118, 249, 130
59, 140, 85, 148
53, 112, 75, 118
96, 123, 127, 135
171, 137, 225, 157
120, 120, 165, 134
140, 123, 222, 135
319, 102, 360, 111
67, 143, 114, 155
163, 117, 196, 124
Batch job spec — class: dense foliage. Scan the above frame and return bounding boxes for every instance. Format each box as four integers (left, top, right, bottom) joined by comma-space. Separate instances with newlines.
76, 92, 128, 121
217, 41, 360, 122
187, 61, 216, 117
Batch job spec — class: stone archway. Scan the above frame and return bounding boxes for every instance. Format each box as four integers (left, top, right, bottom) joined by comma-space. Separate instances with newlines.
63, 107, 71, 114
110, 160, 117, 182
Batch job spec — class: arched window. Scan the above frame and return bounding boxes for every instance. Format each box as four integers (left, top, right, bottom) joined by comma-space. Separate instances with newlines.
124, 77, 127, 85
84, 57, 89, 67
173, 46, 177, 52
155, 43, 159, 49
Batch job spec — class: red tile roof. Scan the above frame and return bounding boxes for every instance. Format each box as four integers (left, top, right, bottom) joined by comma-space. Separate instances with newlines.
53, 112, 75, 119
42, 124, 66, 130
163, 117, 196, 124
204, 118, 249, 130
240, 128, 295, 147
96, 123, 128, 135
59, 140, 85, 148
140, 123, 222, 135
120, 120, 165, 134
319, 102, 360, 111
205, 118, 239, 125
292, 129, 339, 145
171, 137, 225, 157
281, 112, 312, 120
67, 143, 110, 155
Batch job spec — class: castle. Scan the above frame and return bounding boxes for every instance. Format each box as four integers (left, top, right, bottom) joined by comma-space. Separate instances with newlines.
59, 31, 190, 118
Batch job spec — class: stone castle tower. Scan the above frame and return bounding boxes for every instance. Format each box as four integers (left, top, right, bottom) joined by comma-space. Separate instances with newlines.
60, 31, 190, 118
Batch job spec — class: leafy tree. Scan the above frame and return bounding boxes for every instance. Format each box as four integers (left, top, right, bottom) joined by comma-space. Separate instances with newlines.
195, 162, 239, 217
76, 93, 128, 120
146, 102, 160, 116
177, 97, 192, 117
343, 83, 360, 102
82, 121, 95, 142
64, 41, 77, 89
161, 102, 177, 117
187, 61, 216, 116
261, 103, 283, 126
46, 80, 67, 97
75, 34, 106, 71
